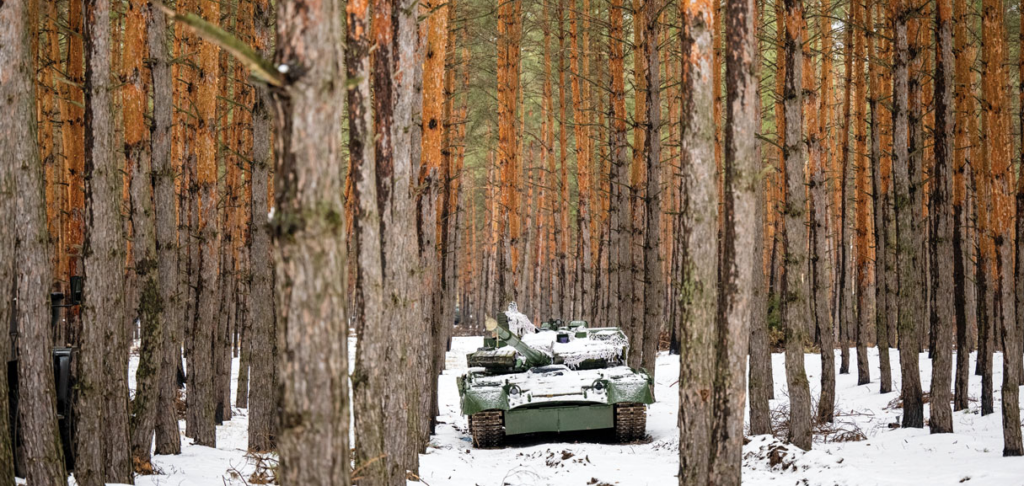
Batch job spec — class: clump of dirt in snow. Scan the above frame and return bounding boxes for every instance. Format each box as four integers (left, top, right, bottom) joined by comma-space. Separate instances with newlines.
743, 435, 845, 474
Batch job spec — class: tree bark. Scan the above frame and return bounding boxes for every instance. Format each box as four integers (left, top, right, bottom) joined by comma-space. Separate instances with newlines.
893, 0, 925, 429
781, 0, 812, 451
869, 0, 892, 396
747, 1, 772, 437
127, 0, 166, 466
640, 0, 663, 381
929, 0, 955, 434
569, 0, 594, 321
952, 0, 973, 412
710, 0, 756, 480
77, 0, 131, 481
812, 0, 837, 421
188, 0, 222, 448
608, 0, 631, 332
980, 0, 1023, 456
247, 0, 277, 453
836, 0, 854, 376
149, 0, 182, 456
678, 1, 717, 482
352, 0, 423, 481
1, 0, 65, 480
271, 0, 350, 482
852, 0, 870, 387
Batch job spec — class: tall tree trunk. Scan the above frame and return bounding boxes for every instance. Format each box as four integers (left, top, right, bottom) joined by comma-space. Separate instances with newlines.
710, 0, 757, 480
747, 1, 773, 436
1, 0, 66, 480
569, 0, 594, 321
63, 0, 86, 337
126, 0, 165, 466
189, 0, 222, 447
981, 0, 1023, 457
271, 0, 350, 482
420, 0, 449, 450
77, 0, 130, 481
352, 0, 423, 480
149, 0, 182, 456
952, 0, 973, 412
837, 0, 854, 376
781, 0, 812, 451
497, 0, 522, 304
893, 0, 925, 429
929, 0, 955, 435
869, 0, 892, 395
812, 0, 837, 421
678, 1, 717, 483
0, 15, 14, 473
640, 0, 663, 380
852, 0, 870, 387
247, 0, 277, 453
608, 0, 631, 331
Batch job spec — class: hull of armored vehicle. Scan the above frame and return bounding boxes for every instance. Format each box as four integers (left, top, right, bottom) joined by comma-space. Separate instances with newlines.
458, 304, 653, 448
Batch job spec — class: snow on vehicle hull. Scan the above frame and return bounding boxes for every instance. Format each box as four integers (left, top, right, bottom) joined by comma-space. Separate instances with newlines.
458, 303, 653, 446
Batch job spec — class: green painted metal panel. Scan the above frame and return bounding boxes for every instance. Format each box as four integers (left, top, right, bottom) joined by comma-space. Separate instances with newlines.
505, 405, 614, 435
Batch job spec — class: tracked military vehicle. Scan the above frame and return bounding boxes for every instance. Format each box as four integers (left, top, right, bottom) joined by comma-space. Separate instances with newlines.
457, 303, 653, 448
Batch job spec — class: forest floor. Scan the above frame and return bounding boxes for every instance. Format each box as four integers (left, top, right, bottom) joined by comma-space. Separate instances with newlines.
108, 337, 1024, 486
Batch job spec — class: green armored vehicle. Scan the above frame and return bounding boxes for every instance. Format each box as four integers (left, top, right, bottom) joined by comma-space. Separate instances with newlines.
457, 303, 653, 448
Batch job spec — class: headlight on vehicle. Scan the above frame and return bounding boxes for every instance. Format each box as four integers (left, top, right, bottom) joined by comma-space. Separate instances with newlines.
592, 380, 606, 391
508, 385, 521, 396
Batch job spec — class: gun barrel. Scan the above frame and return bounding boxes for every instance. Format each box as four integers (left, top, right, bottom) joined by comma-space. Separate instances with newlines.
496, 326, 551, 367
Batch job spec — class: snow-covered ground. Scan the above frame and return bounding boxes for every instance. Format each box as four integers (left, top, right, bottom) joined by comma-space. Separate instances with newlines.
118, 337, 1024, 485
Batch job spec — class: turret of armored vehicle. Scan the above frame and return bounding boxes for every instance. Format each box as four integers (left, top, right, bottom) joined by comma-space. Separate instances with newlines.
458, 303, 653, 448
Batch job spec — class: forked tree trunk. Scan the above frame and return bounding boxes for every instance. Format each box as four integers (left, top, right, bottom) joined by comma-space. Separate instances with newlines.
678, 1, 717, 483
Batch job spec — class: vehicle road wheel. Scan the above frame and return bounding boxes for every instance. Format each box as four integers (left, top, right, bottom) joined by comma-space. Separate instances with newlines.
469, 410, 505, 448
614, 402, 646, 442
